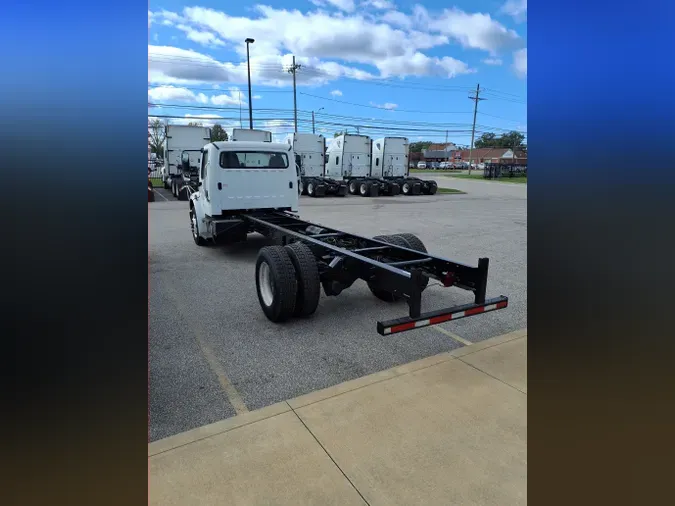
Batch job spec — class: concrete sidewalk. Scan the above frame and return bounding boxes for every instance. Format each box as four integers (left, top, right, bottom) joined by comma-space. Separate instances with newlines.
149, 329, 527, 506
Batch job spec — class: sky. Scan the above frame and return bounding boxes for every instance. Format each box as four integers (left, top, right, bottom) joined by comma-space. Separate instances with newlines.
148, 1, 527, 144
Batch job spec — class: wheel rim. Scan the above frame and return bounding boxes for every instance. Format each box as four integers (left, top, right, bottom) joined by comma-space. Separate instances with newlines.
299, 181, 304, 193
349, 182, 356, 193
403, 183, 410, 193
360, 184, 367, 195
308, 183, 314, 194
258, 262, 274, 307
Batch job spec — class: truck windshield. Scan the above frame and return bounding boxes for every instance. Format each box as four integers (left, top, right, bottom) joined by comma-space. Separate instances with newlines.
219, 151, 289, 169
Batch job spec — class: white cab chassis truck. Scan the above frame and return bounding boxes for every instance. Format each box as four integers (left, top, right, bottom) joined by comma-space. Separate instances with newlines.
371, 137, 438, 196
188, 140, 508, 334
285, 133, 347, 198
326, 134, 400, 197
162, 125, 211, 200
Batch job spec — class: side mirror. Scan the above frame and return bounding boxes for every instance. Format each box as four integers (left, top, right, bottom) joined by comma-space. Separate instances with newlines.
181, 151, 190, 171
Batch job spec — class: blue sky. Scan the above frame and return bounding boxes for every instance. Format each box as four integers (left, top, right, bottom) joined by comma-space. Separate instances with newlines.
148, 1, 527, 144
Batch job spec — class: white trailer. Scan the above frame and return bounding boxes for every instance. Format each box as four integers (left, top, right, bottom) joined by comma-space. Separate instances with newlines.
285, 133, 347, 198
371, 137, 438, 196
231, 128, 272, 142
162, 125, 211, 199
188, 140, 508, 333
326, 134, 400, 197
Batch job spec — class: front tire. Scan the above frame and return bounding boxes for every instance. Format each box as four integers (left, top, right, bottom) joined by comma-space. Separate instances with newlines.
307, 181, 315, 197
255, 246, 298, 322
190, 207, 207, 246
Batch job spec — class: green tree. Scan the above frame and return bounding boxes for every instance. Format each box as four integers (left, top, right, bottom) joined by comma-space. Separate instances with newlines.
334, 131, 347, 137
409, 141, 432, 153
474, 132, 497, 148
148, 119, 166, 158
210, 123, 228, 142
187, 121, 204, 127
474, 131, 525, 149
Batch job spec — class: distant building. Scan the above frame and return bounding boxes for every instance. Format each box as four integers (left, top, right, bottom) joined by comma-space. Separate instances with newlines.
422, 143, 457, 162
455, 147, 527, 165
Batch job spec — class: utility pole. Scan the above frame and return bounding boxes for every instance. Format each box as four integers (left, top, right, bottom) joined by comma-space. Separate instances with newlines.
245, 38, 255, 129
287, 56, 302, 133
468, 83, 486, 175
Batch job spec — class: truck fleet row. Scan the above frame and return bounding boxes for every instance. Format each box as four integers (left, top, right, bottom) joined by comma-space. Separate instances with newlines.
158, 125, 438, 200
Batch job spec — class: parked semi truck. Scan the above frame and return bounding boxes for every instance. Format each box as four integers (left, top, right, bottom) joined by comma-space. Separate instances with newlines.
162, 125, 211, 198
231, 128, 272, 142
286, 133, 347, 198
326, 134, 400, 197
188, 139, 508, 334
372, 137, 438, 195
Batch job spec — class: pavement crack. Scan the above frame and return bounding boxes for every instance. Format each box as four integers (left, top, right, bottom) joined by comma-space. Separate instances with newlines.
287, 402, 371, 506
458, 359, 526, 395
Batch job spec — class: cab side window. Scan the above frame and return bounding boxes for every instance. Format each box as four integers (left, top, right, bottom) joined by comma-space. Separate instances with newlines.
201, 150, 209, 180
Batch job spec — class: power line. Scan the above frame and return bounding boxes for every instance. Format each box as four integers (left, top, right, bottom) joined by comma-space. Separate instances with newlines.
298, 91, 472, 114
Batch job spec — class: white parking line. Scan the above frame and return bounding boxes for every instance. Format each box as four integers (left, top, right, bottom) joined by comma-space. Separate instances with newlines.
153, 189, 169, 202
432, 325, 473, 346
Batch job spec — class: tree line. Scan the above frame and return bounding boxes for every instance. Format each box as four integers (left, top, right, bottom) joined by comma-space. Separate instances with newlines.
408, 131, 526, 153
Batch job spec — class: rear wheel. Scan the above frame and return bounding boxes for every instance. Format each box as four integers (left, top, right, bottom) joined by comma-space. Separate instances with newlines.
307, 182, 316, 197
427, 183, 438, 195
299, 179, 305, 195
255, 246, 298, 322
285, 242, 321, 317
367, 235, 408, 302
348, 180, 358, 195
393, 233, 429, 290
401, 182, 411, 195
359, 182, 370, 196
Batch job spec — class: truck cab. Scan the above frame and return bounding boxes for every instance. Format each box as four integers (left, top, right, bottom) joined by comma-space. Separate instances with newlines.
189, 141, 298, 243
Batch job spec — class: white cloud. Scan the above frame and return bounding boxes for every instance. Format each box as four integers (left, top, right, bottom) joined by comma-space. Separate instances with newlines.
149, 5, 519, 85
483, 58, 503, 65
253, 95, 262, 100
363, 0, 395, 9
148, 85, 208, 104
513, 48, 527, 78
211, 87, 246, 106
376, 52, 474, 78
310, 0, 356, 12
330, 89, 343, 96
175, 24, 225, 46
501, 0, 527, 23
261, 119, 296, 142
369, 102, 398, 110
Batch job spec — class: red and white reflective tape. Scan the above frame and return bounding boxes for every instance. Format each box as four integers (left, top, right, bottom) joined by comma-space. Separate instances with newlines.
382, 300, 508, 335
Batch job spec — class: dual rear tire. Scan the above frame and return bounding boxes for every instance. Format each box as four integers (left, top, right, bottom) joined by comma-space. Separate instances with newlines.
367, 233, 429, 301
255, 243, 321, 322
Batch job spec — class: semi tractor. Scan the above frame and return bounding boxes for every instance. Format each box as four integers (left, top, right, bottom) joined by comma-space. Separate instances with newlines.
231, 128, 272, 142
188, 139, 508, 335
326, 134, 400, 197
372, 137, 438, 195
286, 133, 348, 198
161, 125, 211, 198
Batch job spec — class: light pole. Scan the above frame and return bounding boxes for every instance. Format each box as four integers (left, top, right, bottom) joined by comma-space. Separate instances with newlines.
312, 107, 324, 134
245, 38, 255, 129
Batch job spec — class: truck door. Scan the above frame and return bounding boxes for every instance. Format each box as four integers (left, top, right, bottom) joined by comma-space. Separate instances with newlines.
217, 149, 298, 211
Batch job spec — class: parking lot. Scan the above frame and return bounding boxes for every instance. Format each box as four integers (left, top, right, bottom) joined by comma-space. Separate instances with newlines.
149, 178, 527, 442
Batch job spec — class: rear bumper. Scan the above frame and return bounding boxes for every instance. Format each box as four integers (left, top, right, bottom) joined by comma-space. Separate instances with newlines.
377, 296, 508, 335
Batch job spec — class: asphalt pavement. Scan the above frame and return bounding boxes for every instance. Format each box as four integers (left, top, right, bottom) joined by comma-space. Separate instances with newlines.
149, 181, 527, 441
